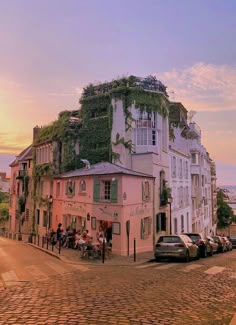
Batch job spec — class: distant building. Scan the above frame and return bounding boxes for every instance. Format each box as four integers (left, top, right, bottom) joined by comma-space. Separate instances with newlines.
0, 172, 10, 193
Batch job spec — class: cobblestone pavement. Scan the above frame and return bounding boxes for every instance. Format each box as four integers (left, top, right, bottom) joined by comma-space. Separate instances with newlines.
1, 239, 236, 324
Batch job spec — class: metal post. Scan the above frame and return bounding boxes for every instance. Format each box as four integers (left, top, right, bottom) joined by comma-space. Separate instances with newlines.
46, 236, 49, 250
38, 235, 40, 246
134, 238, 136, 262
169, 202, 172, 235
59, 239, 61, 255
127, 234, 129, 257
102, 239, 105, 264
34, 234, 36, 245
42, 236, 44, 248
52, 241, 54, 252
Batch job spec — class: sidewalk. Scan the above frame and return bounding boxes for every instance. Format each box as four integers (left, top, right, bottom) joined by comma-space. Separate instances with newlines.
29, 243, 154, 266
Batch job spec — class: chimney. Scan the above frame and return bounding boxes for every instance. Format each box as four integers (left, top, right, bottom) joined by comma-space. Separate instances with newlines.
33, 125, 41, 141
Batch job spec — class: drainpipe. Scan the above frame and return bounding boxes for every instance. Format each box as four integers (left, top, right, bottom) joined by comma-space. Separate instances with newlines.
152, 177, 156, 249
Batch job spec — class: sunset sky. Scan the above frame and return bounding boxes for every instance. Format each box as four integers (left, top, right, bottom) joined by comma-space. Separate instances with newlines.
0, 0, 236, 185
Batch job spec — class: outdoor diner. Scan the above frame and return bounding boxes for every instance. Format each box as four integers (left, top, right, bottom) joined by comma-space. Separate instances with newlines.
46, 224, 112, 260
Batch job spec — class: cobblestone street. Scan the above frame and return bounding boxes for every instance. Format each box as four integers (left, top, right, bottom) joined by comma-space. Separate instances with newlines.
1, 238, 236, 324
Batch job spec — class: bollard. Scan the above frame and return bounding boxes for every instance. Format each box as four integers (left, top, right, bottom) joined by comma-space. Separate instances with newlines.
52, 241, 54, 252
34, 235, 36, 245
38, 235, 40, 246
102, 239, 105, 264
58, 239, 61, 255
134, 238, 136, 262
42, 236, 44, 248
46, 237, 49, 250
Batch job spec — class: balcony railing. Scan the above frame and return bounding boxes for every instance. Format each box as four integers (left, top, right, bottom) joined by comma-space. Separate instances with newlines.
17, 170, 27, 178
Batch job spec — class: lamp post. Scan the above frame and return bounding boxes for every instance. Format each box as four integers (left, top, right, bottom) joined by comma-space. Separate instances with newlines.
168, 195, 173, 235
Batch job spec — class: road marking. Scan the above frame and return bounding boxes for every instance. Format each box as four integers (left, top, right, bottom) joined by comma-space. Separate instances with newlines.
135, 263, 162, 269
0, 248, 7, 257
155, 263, 179, 270
181, 264, 204, 272
204, 266, 225, 275
45, 262, 68, 274
25, 265, 48, 281
1, 270, 19, 282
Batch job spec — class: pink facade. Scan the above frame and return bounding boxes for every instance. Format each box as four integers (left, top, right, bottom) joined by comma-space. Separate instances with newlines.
52, 165, 154, 256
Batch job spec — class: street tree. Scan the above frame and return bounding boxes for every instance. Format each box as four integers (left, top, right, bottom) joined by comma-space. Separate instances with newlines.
217, 189, 234, 229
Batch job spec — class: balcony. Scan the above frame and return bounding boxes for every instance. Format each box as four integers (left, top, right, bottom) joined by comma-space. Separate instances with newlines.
17, 170, 27, 178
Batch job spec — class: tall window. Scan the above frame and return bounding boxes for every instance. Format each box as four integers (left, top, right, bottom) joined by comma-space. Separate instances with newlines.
179, 159, 183, 178
172, 156, 176, 178
181, 215, 184, 233
80, 180, 86, 192
56, 182, 60, 197
136, 110, 156, 146
103, 181, 111, 200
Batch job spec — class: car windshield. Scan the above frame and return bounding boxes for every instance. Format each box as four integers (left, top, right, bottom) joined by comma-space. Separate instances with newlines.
158, 236, 181, 243
186, 234, 200, 242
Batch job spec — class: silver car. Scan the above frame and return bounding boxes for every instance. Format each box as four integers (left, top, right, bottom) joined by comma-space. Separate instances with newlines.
154, 235, 199, 262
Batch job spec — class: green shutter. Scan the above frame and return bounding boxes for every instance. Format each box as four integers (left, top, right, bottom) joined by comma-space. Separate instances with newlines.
72, 181, 75, 195
93, 180, 100, 202
65, 181, 68, 195
142, 182, 145, 201
111, 180, 118, 203
141, 219, 145, 239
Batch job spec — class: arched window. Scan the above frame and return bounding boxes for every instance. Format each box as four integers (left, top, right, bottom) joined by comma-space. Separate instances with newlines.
80, 179, 86, 192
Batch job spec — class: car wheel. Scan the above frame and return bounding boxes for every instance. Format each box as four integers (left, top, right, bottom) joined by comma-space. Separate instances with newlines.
185, 250, 190, 263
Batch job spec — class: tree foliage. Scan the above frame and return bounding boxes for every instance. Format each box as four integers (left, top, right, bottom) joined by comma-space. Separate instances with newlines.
217, 189, 234, 228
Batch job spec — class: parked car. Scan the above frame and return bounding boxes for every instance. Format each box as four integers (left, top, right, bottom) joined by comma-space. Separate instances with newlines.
154, 235, 199, 262
184, 233, 212, 257
229, 236, 236, 249
222, 236, 232, 251
212, 236, 227, 253
206, 236, 219, 254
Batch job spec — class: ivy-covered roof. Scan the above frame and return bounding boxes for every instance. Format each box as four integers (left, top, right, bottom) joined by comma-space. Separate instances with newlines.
81, 75, 168, 99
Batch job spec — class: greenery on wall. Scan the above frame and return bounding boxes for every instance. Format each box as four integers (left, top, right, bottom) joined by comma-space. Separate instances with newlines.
217, 189, 236, 229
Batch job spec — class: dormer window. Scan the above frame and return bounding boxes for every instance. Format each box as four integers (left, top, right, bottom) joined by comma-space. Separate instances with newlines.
80, 179, 86, 192
65, 179, 75, 196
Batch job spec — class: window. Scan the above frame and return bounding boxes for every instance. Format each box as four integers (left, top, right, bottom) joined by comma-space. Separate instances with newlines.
80, 180, 86, 192
142, 180, 150, 201
56, 182, 60, 197
65, 180, 75, 196
36, 209, 40, 225
93, 179, 118, 203
43, 211, 47, 227
141, 217, 152, 239
172, 156, 176, 177
191, 153, 198, 164
103, 181, 111, 200
179, 159, 183, 178
185, 161, 188, 179
174, 218, 178, 234
136, 110, 156, 146
156, 213, 166, 232
181, 215, 184, 233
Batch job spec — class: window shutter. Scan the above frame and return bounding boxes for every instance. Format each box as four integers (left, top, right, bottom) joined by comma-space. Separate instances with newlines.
111, 180, 118, 203
65, 181, 68, 195
72, 181, 75, 195
141, 219, 145, 239
93, 180, 100, 202
142, 182, 145, 201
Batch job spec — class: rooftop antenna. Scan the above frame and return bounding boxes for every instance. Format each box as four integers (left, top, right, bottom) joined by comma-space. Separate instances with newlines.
80, 159, 91, 169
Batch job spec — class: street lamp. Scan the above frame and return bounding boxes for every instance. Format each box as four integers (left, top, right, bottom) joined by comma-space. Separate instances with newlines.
168, 195, 173, 235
